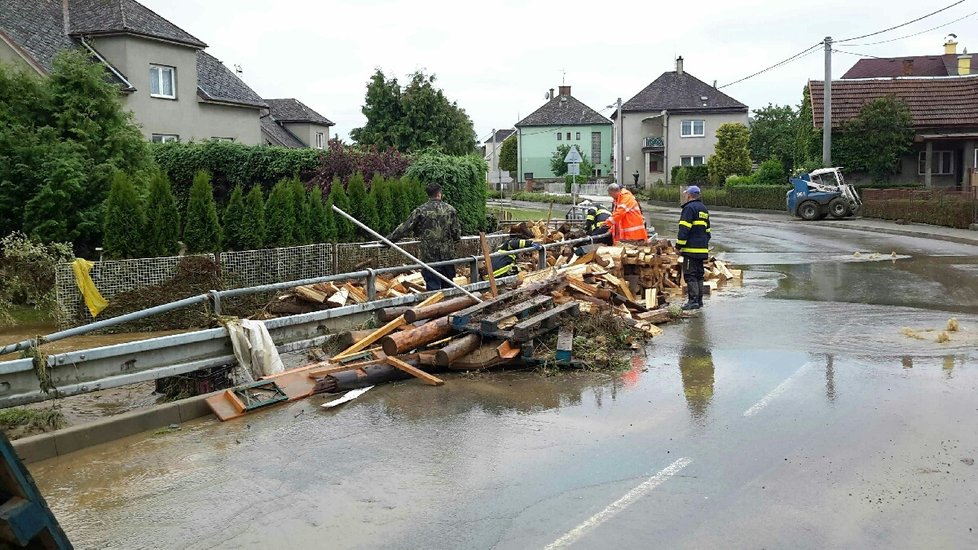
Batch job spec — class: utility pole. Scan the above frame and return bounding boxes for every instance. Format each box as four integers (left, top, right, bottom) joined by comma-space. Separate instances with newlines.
616, 97, 623, 183
490, 128, 497, 191
822, 36, 832, 167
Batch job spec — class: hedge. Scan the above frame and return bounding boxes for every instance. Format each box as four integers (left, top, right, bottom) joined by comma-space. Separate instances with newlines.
404, 153, 488, 234
861, 198, 974, 228
511, 192, 576, 205
644, 185, 788, 210
672, 165, 709, 185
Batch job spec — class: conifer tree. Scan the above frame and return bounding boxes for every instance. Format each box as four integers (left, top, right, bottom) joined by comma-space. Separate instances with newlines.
307, 186, 329, 243
241, 185, 267, 250
222, 184, 246, 251
265, 179, 296, 248
103, 171, 146, 258
290, 178, 310, 245
328, 178, 354, 242
144, 170, 180, 256
371, 175, 395, 235
183, 171, 223, 253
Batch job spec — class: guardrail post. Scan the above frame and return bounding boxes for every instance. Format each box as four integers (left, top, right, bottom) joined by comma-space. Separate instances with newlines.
208, 290, 222, 315
538, 248, 547, 269
365, 269, 377, 300
469, 257, 481, 283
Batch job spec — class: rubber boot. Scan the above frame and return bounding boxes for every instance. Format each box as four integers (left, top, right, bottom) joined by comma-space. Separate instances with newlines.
681, 279, 701, 310
696, 281, 705, 307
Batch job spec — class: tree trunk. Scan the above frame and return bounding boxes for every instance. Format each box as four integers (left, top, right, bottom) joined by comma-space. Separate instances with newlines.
381, 317, 455, 356
404, 296, 478, 323
435, 334, 482, 366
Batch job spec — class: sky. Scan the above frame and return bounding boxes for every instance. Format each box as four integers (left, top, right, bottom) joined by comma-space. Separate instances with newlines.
141, 0, 978, 143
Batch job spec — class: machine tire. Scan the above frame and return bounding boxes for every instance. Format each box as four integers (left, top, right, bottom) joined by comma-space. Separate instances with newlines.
798, 201, 819, 221
828, 198, 850, 219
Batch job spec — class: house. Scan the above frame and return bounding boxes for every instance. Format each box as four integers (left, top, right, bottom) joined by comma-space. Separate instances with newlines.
613, 57, 748, 187
261, 98, 334, 148
813, 39, 978, 188
0, 0, 327, 146
515, 85, 613, 183
483, 129, 514, 187
842, 37, 978, 78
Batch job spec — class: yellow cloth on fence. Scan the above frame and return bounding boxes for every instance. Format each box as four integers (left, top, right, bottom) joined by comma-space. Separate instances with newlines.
71, 259, 108, 317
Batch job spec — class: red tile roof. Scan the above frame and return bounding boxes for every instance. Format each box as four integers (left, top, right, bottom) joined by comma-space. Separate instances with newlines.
841, 55, 978, 78
809, 76, 978, 130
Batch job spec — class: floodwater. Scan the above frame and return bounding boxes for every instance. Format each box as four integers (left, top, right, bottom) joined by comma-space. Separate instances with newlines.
28, 210, 978, 549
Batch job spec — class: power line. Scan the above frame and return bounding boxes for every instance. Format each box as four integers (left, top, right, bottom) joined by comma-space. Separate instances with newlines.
837, 0, 969, 43
833, 49, 884, 59
843, 11, 976, 47
718, 43, 822, 88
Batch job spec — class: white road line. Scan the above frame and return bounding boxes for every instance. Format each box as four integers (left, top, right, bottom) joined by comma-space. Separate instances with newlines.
544, 457, 692, 550
743, 361, 817, 417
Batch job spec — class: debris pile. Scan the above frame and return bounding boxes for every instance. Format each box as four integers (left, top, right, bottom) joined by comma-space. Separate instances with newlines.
206, 242, 743, 421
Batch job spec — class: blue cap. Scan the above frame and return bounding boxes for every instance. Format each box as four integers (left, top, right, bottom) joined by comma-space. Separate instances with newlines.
686, 185, 701, 195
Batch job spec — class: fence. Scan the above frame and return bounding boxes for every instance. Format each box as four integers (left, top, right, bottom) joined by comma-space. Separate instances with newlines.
860, 187, 978, 229
54, 236, 506, 328
542, 182, 609, 196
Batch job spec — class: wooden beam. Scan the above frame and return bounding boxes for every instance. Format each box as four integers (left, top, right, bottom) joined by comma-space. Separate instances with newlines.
480, 232, 499, 298
386, 355, 444, 386
332, 292, 444, 360
380, 316, 455, 356
404, 295, 478, 323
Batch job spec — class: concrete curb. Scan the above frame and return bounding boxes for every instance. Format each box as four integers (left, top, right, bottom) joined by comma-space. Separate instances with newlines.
12, 392, 217, 464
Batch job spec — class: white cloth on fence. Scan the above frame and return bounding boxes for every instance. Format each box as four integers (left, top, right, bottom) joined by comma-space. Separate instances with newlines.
225, 319, 285, 383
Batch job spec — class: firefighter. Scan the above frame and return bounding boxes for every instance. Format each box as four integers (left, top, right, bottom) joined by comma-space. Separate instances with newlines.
676, 185, 711, 310
583, 205, 613, 237
606, 184, 648, 244
490, 232, 542, 278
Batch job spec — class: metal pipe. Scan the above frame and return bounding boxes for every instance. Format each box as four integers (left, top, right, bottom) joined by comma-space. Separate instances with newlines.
332, 205, 483, 302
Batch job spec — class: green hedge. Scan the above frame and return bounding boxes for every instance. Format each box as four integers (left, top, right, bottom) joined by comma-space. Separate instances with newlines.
644, 185, 788, 210
511, 192, 576, 205
672, 165, 709, 185
405, 153, 488, 234
862, 198, 974, 228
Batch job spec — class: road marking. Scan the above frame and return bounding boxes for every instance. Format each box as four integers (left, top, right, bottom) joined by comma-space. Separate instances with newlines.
544, 457, 692, 550
743, 361, 817, 417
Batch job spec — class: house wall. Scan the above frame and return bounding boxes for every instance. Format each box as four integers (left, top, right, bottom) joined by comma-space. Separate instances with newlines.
282, 122, 331, 149
0, 39, 36, 72
517, 124, 613, 181
619, 110, 748, 187
88, 35, 261, 144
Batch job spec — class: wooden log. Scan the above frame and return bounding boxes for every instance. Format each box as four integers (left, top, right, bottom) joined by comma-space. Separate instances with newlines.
635, 308, 672, 324
333, 292, 444, 360
381, 316, 455, 356
385, 355, 444, 386
377, 305, 411, 322
404, 295, 478, 323
295, 285, 328, 303
435, 334, 482, 366
326, 287, 349, 307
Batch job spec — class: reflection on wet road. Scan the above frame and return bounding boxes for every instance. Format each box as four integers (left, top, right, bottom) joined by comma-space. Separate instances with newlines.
29, 211, 978, 549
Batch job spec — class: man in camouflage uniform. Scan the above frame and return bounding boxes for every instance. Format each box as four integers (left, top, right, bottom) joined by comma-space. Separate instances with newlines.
387, 183, 462, 290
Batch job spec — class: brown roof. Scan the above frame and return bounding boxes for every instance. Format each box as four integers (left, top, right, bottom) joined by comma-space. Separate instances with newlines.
809, 76, 978, 130
842, 55, 978, 78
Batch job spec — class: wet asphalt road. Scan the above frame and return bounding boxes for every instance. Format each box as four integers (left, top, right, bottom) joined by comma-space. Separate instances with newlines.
30, 210, 978, 549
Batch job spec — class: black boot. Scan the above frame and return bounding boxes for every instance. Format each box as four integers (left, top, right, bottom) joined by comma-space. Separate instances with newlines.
682, 280, 701, 310
696, 281, 705, 307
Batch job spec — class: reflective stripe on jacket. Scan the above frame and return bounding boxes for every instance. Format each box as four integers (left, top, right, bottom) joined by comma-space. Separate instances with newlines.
607, 189, 648, 242
491, 238, 533, 276
584, 207, 612, 235
677, 199, 711, 258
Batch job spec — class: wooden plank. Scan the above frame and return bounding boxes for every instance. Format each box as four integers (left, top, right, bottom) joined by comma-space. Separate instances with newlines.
386, 355, 444, 386
332, 292, 444, 360
645, 288, 658, 309
451, 278, 559, 327
496, 340, 521, 359
295, 285, 328, 303
511, 301, 580, 342
326, 287, 349, 307
556, 326, 574, 362
480, 232, 499, 298
480, 294, 552, 332
635, 308, 672, 324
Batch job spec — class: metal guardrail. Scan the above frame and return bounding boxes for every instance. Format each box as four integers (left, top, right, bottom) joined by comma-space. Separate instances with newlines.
0, 236, 600, 408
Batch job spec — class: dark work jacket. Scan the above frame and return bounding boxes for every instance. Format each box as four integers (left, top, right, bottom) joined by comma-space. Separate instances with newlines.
677, 199, 711, 259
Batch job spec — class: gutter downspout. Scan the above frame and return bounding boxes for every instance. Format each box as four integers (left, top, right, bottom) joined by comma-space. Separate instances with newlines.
662, 110, 669, 185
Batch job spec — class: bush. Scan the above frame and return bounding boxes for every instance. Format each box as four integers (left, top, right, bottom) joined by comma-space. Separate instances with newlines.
861, 197, 974, 228
103, 171, 146, 258
290, 178, 310, 245
183, 171, 223, 253
144, 171, 181, 256
346, 173, 379, 238
404, 153, 488, 233
511, 192, 576, 205
0, 232, 74, 324
725, 175, 754, 187
265, 179, 297, 247
371, 176, 395, 235
752, 158, 787, 186
723, 186, 788, 210
241, 186, 266, 250
222, 185, 247, 251
708, 123, 751, 185
328, 178, 355, 242
307, 140, 412, 190
487, 190, 505, 200
644, 187, 682, 203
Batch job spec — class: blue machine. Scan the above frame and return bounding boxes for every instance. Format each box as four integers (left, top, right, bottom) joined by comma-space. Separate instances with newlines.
786, 167, 862, 221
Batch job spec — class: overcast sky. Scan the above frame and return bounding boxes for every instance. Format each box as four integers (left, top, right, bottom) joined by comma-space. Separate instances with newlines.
142, 0, 977, 143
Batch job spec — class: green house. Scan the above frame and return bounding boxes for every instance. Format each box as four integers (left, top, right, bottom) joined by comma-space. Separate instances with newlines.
515, 85, 613, 183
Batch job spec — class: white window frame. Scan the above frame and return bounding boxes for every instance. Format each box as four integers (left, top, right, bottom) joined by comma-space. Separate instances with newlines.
575, 132, 581, 140
315, 132, 325, 149
151, 134, 179, 143
211, 137, 235, 142
918, 150, 953, 175
680, 120, 705, 138
556, 132, 562, 141
149, 64, 176, 99
680, 155, 706, 167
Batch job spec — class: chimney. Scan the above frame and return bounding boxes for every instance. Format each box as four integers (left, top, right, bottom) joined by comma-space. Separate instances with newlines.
549, 88, 555, 99
945, 37, 958, 55
676, 56, 684, 75
558, 85, 571, 96
902, 59, 914, 76
958, 50, 972, 75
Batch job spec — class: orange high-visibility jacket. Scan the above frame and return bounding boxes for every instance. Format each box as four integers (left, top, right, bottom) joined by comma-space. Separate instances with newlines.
607, 188, 648, 242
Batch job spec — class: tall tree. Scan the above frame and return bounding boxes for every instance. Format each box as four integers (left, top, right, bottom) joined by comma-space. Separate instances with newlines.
102, 171, 146, 259
222, 184, 247, 251
265, 179, 297, 248
307, 186, 329, 243
346, 173, 379, 237
241, 185, 267, 250
795, 85, 822, 170
550, 144, 594, 178
370, 175, 395, 235
328, 178, 355, 242
144, 170, 181, 256
499, 135, 518, 173
183, 171, 222, 253
708, 123, 752, 185
749, 104, 797, 175
351, 69, 476, 155
835, 96, 914, 183
289, 178, 310, 245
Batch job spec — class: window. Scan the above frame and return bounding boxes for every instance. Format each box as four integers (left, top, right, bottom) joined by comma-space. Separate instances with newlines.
315, 132, 325, 149
592, 168, 602, 177
151, 134, 179, 143
575, 132, 581, 140
591, 132, 601, 163
681, 156, 705, 166
211, 137, 234, 142
681, 120, 705, 137
557, 132, 562, 141
149, 65, 176, 99
566, 132, 571, 140
918, 151, 953, 175
649, 158, 660, 173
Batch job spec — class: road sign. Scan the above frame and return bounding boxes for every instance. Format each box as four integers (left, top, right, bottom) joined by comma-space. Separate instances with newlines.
567, 163, 580, 176
563, 146, 583, 164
